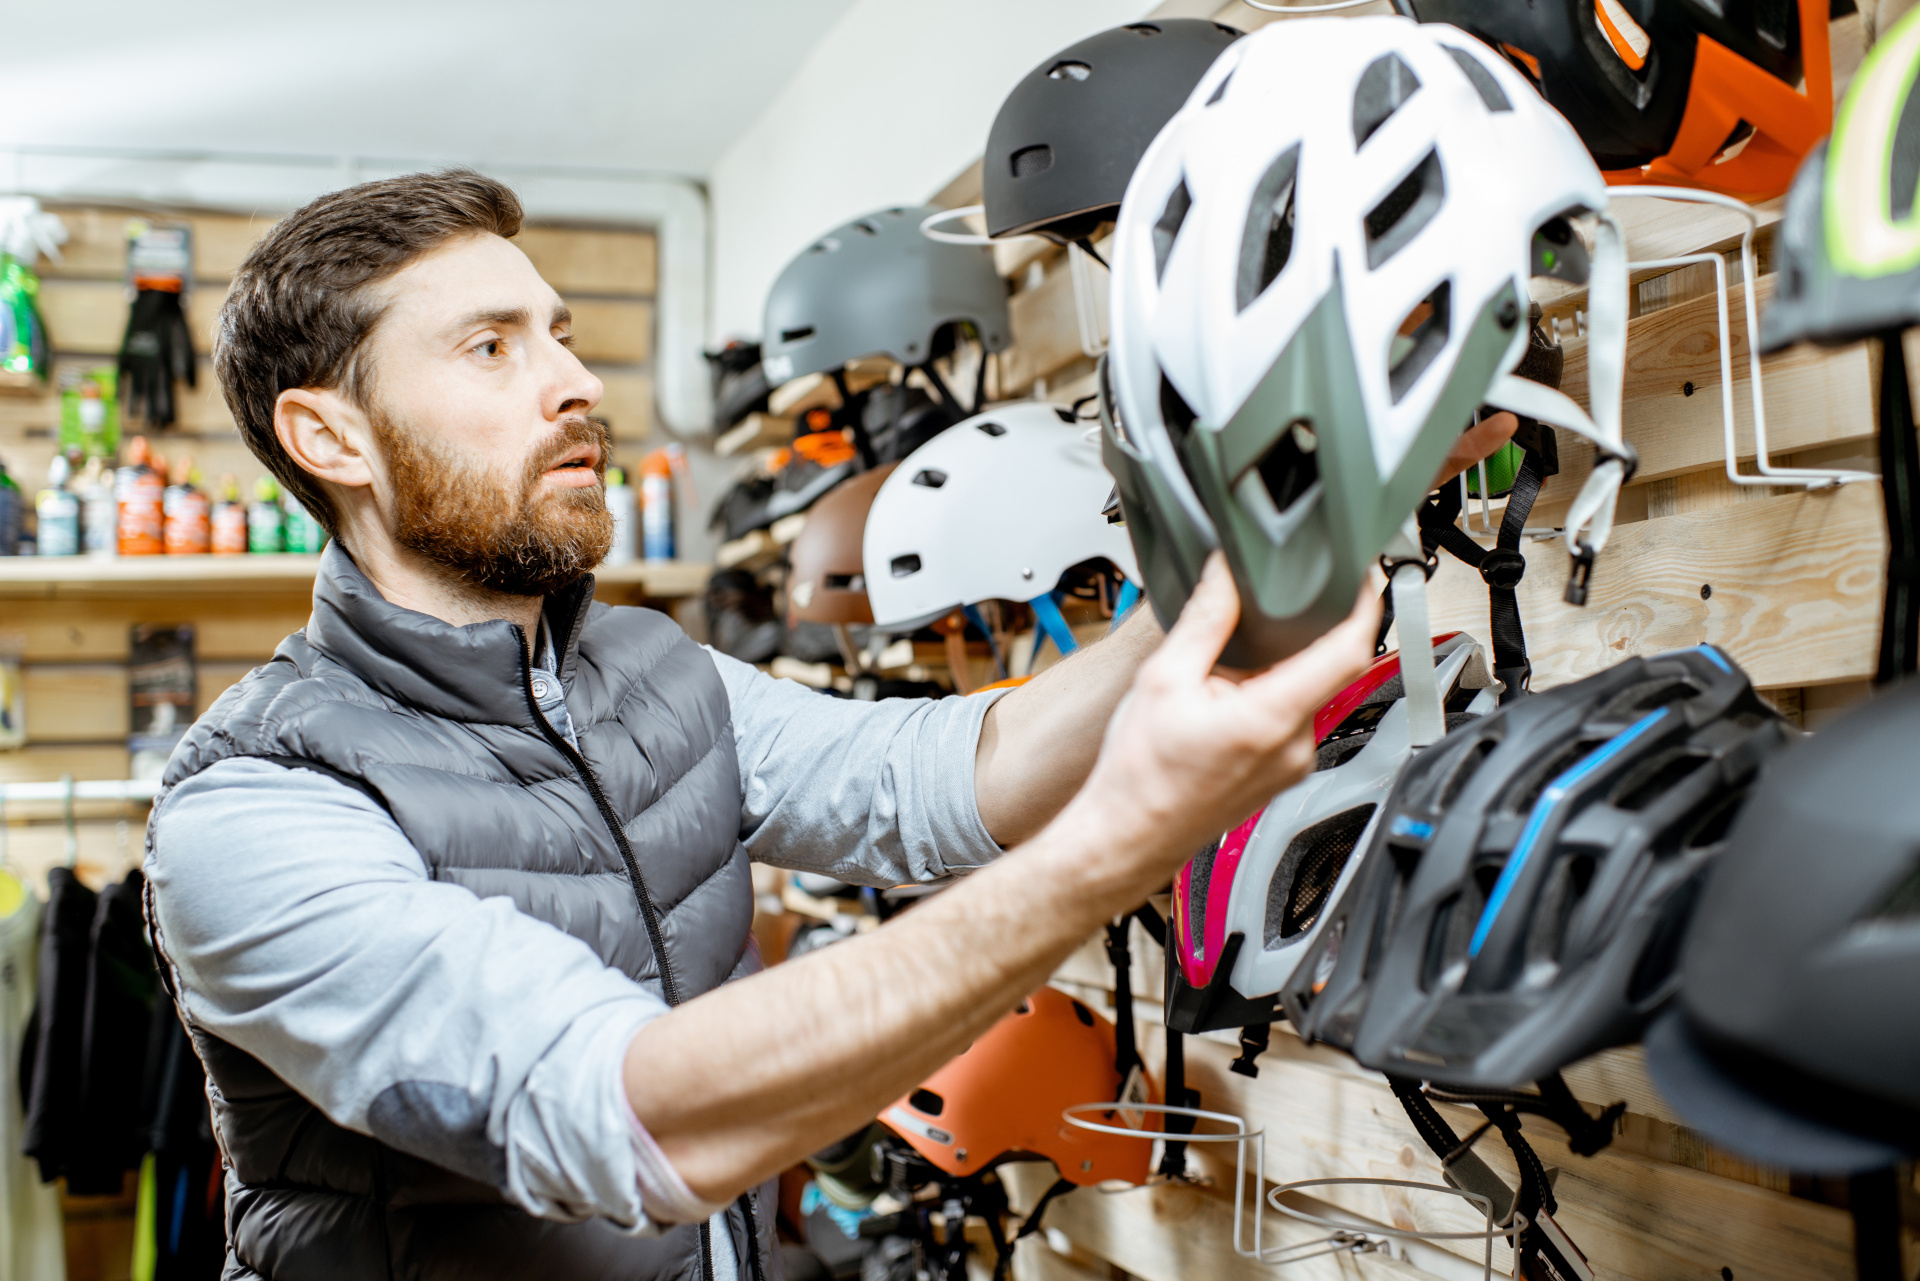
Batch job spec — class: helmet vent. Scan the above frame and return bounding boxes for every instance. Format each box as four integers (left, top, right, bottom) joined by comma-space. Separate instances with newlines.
1442, 46, 1512, 113
909, 1089, 945, 1117
1754, 0, 1791, 50
913, 469, 948, 488
1253, 418, 1320, 517
1366, 151, 1446, 270
1012, 144, 1055, 179
1595, 676, 1696, 722
1593, 0, 1650, 73
1186, 836, 1222, 946
1610, 747, 1708, 812
1525, 850, 1596, 984
1421, 881, 1483, 993
853, 220, 880, 236
976, 420, 1008, 437
1047, 60, 1092, 82
1509, 736, 1607, 813
1236, 144, 1300, 313
781, 326, 816, 344
1153, 180, 1193, 284
1206, 72, 1233, 107
1124, 23, 1161, 35
825, 573, 864, 592
1387, 280, 1451, 405
1158, 375, 1199, 446
1316, 731, 1374, 772
890, 554, 922, 578
1353, 53, 1421, 147
1266, 804, 1376, 946
1440, 735, 1500, 809
1070, 1000, 1096, 1027
1891, 83, 1920, 221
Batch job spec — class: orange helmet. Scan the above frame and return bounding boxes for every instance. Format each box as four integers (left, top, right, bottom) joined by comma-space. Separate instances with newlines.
1395, 0, 1830, 201
882, 987, 1156, 1187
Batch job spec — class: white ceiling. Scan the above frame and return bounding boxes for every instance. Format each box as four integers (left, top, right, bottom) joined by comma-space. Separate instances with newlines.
0, 0, 863, 178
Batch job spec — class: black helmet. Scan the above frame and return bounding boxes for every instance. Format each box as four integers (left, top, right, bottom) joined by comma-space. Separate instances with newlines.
982, 19, 1240, 243
1283, 646, 1790, 1091
1390, 0, 1829, 201
1646, 679, 1920, 1177
707, 340, 771, 433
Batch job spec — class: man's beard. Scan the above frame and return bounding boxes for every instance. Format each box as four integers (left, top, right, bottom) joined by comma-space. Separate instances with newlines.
375, 407, 616, 598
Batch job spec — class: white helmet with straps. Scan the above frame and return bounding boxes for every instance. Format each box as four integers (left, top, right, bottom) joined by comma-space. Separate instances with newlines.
863, 403, 1139, 634
1105, 14, 1629, 668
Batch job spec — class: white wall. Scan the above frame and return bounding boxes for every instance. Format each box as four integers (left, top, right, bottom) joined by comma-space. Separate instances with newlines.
707, 0, 1157, 344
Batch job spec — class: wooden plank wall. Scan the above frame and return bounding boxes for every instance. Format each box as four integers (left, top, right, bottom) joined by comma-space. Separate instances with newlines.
849, 7, 1899, 1281
0, 208, 662, 898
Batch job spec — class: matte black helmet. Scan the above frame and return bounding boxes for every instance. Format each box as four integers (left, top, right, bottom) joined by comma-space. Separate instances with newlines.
982, 19, 1240, 243
1391, 0, 1830, 200
1283, 645, 1790, 1089
1646, 678, 1920, 1176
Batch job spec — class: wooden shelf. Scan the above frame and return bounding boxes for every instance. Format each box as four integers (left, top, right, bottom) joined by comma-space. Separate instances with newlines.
0, 554, 710, 600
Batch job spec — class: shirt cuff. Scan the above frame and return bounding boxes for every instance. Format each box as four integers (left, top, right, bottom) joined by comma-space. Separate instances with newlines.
621, 1080, 728, 1226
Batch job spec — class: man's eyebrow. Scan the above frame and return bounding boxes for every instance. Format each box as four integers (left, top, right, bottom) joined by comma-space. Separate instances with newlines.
551, 303, 573, 329
444, 306, 530, 339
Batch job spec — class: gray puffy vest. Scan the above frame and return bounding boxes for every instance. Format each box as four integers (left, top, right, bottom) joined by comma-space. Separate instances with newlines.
148, 544, 774, 1281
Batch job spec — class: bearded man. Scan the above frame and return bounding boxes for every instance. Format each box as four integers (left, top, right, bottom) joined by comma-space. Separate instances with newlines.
145, 170, 1383, 1280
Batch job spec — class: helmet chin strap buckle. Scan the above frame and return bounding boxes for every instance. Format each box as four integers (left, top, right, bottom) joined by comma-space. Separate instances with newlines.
1564, 543, 1597, 606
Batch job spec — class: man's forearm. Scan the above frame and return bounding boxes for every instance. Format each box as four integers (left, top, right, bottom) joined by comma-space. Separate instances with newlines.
624, 795, 1151, 1204
973, 603, 1163, 845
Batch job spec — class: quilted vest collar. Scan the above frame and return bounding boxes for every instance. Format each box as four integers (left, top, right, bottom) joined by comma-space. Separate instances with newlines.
303, 541, 596, 727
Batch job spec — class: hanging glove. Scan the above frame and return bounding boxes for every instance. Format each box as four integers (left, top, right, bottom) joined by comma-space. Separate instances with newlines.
118, 288, 196, 428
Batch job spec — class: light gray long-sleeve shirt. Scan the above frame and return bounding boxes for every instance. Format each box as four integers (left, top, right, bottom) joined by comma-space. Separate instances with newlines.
145, 646, 1008, 1241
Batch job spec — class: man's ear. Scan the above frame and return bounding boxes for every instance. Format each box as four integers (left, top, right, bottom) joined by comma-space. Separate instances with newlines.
275, 387, 377, 492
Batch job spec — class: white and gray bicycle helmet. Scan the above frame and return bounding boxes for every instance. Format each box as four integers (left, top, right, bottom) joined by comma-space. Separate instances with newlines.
863, 403, 1138, 633
1105, 16, 1622, 668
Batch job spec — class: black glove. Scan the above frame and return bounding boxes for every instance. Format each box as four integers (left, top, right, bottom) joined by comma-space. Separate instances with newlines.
118, 288, 196, 428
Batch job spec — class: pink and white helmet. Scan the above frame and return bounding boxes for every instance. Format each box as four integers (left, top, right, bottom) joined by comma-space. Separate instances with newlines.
1165, 632, 1497, 1035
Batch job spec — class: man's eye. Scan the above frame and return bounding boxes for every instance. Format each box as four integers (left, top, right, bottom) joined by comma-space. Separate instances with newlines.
477, 339, 504, 358
555, 332, 576, 349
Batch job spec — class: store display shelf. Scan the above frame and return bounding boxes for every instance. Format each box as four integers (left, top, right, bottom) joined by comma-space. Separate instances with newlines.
0, 554, 711, 599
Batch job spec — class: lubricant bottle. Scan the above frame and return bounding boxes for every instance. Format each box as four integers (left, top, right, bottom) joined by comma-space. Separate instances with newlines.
163, 455, 210, 555
116, 435, 165, 556
211, 474, 248, 555
603, 465, 637, 565
640, 450, 674, 563
79, 455, 115, 558
35, 453, 79, 556
248, 476, 285, 554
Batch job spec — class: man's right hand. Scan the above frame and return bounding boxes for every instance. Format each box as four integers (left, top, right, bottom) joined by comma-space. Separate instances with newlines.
1059, 553, 1380, 885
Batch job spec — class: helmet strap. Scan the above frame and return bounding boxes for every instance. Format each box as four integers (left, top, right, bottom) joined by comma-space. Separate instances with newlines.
1381, 518, 1445, 747
1874, 329, 1920, 685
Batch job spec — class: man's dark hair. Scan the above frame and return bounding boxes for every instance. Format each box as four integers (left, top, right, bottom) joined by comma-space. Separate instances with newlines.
214, 169, 523, 539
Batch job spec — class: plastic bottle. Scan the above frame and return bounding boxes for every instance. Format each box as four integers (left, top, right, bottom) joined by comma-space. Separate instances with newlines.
116, 436, 165, 556
603, 466, 637, 565
35, 453, 79, 556
248, 475, 285, 554
79, 456, 116, 558
283, 493, 328, 554
0, 461, 21, 555
211, 475, 248, 555
640, 451, 674, 563
163, 455, 210, 555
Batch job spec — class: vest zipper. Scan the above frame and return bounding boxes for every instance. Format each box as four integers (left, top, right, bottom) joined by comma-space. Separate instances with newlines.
514, 624, 682, 1006
517, 621, 761, 1280
517, 623, 737, 1280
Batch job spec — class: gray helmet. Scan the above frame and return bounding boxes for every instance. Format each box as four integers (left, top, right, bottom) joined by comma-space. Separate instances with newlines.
761, 206, 1011, 385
